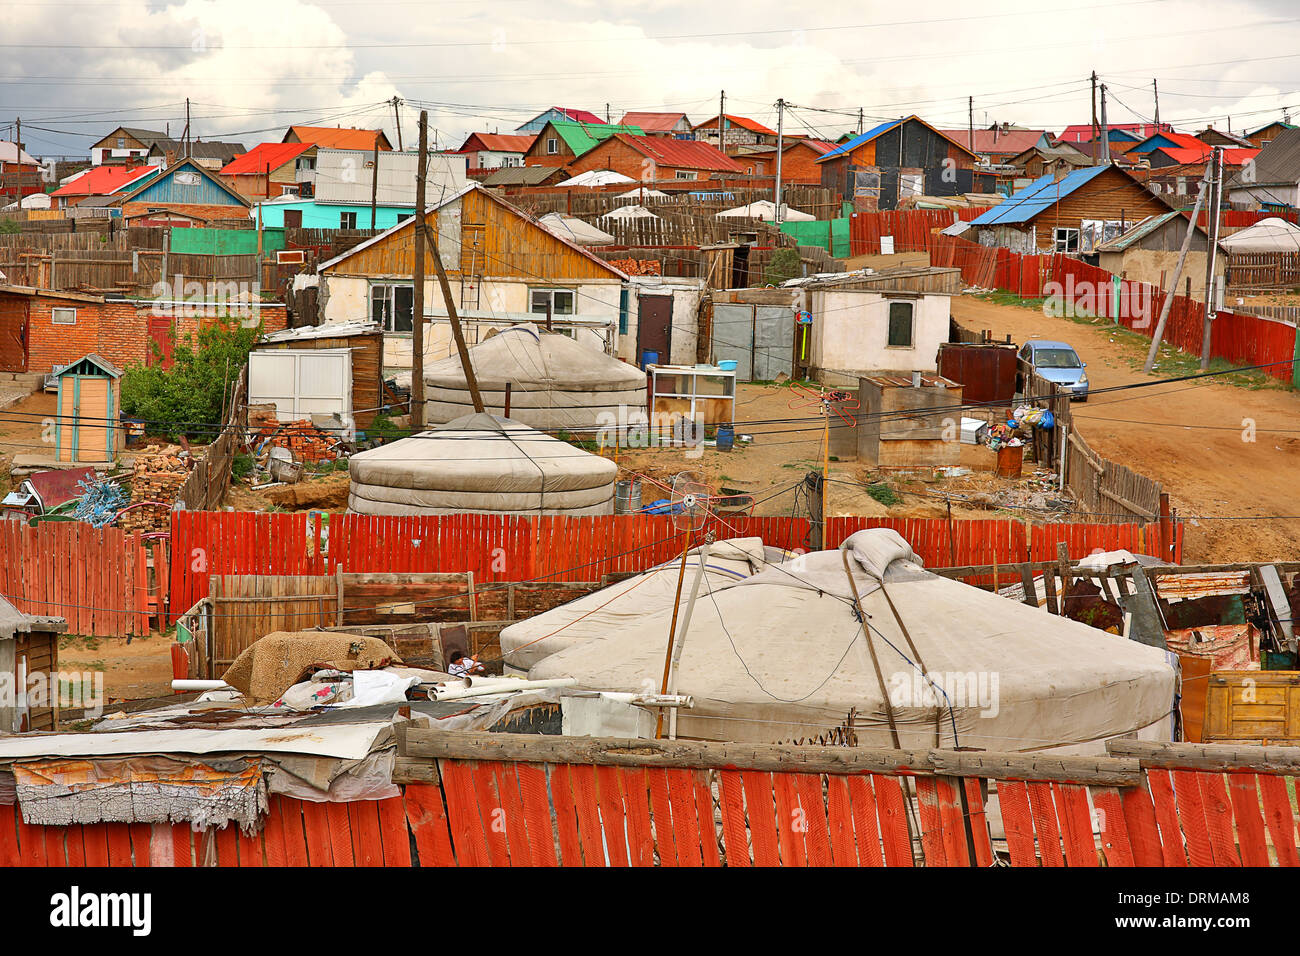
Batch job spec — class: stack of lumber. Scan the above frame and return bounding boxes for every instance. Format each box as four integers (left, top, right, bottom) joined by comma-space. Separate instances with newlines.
119, 451, 189, 534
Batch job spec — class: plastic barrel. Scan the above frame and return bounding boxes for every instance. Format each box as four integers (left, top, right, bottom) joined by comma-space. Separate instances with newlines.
995, 444, 1024, 479
641, 350, 659, 369
614, 478, 642, 514
716, 424, 735, 452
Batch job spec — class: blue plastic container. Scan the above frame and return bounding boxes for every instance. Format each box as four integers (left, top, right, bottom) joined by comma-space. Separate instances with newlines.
717, 359, 738, 371
641, 349, 659, 368
716, 424, 735, 452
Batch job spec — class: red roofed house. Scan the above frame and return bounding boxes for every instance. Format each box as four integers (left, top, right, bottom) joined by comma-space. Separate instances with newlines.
1137, 146, 1260, 200
456, 132, 536, 170
1058, 122, 1170, 143
692, 114, 778, 149
937, 126, 1053, 165
564, 134, 744, 183
282, 126, 393, 151
732, 139, 835, 183
515, 108, 605, 134
617, 112, 694, 138
49, 164, 160, 210
220, 142, 316, 201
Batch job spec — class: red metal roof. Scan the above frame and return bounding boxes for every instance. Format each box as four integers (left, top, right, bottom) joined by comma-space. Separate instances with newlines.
458, 132, 536, 153
50, 164, 156, 198
611, 134, 744, 172
285, 126, 391, 150
618, 111, 690, 133
938, 129, 1048, 155
1059, 122, 1169, 142
554, 107, 603, 125
692, 114, 778, 136
1154, 146, 1259, 166
220, 141, 313, 176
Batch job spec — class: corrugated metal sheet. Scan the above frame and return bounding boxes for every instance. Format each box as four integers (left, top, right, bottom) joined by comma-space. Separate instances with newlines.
221, 142, 312, 176
621, 135, 743, 172
1153, 571, 1252, 601
313, 149, 467, 206
818, 119, 901, 161
969, 166, 1110, 226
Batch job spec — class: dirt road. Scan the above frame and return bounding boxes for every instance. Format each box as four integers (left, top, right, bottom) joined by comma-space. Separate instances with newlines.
951, 295, 1300, 563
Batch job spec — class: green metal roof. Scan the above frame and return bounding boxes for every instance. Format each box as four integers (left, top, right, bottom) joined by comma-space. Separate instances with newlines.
550, 121, 645, 156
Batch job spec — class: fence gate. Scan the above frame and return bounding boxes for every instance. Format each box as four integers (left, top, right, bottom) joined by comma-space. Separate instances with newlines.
711, 303, 793, 381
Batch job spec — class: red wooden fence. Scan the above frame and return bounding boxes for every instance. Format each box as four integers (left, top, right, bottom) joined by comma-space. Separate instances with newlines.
931, 233, 1298, 382
0, 742, 1289, 867
0, 521, 158, 637
168, 512, 1179, 622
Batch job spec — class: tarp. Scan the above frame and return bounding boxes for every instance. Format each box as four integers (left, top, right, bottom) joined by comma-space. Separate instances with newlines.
537, 212, 615, 246
221, 632, 403, 704
348, 412, 618, 516
530, 529, 1176, 750
422, 324, 647, 430
717, 199, 815, 222
500, 537, 784, 674
1219, 217, 1300, 253
600, 204, 659, 221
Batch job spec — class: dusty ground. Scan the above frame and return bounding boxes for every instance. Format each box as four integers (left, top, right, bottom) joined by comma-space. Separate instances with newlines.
951, 294, 1300, 563
0, 390, 57, 490
59, 633, 174, 703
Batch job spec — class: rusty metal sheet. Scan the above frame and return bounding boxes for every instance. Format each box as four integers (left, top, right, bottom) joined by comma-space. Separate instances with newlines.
1154, 571, 1251, 601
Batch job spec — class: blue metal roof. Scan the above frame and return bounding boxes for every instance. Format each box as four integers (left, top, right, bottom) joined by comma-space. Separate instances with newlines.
818, 119, 902, 161
969, 166, 1111, 226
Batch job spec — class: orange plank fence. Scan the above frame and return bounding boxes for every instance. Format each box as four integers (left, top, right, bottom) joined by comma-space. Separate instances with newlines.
0, 736, 1292, 867
169, 512, 1179, 624
0, 521, 160, 637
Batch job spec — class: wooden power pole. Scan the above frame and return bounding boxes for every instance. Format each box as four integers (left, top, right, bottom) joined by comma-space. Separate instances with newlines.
1143, 169, 1210, 373
1201, 146, 1224, 370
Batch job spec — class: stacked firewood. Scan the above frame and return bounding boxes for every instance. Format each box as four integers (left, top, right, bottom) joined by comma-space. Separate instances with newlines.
249, 409, 339, 464
119, 452, 189, 534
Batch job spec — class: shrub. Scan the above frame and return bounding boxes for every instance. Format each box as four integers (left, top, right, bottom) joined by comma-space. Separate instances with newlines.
867, 482, 900, 507
764, 248, 802, 286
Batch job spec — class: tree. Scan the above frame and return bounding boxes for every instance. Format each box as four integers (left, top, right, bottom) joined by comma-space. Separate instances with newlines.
764, 248, 802, 286
120, 321, 261, 439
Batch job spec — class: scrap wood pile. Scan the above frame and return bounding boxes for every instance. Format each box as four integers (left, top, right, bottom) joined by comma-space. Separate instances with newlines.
607, 257, 662, 276
118, 450, 189, 534
248, 407, 341, 464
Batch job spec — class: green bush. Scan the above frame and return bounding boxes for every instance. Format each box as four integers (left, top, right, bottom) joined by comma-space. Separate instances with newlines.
230, 453, 254, 480
120, 321, 262, 440
867, 482, 900, 507
764, 248, 802, 286
369, 414, 411, 443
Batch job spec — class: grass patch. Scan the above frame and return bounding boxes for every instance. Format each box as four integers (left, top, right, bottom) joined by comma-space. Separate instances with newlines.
867, 482, 900, 506
974, 291, 1048, 311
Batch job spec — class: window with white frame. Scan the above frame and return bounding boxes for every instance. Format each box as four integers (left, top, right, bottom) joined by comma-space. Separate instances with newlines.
1053, 227, 1080, 253
885, 300, 914, 348
530, 288, 576, 326
370, 283, 414, 333
340, 211, 358, 229
51, 307, 77, 325
674, 170, 697, 180
546, 138, 559, 155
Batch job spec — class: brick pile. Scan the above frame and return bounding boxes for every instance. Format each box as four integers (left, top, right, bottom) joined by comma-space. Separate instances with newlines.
608, 258, 662, 277
119, 451, 189, 534
249, 409, 340, 464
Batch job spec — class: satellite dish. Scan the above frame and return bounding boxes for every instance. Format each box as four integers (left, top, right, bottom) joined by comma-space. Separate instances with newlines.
670, 470, 709, 532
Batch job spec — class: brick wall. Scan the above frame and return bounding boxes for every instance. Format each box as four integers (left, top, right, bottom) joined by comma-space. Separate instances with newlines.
120, 202, 252, 223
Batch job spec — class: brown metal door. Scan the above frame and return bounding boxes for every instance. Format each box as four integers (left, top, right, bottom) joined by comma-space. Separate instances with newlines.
0, 298, 28, 372
283, 209, 303, 229
637, 294, 672, 364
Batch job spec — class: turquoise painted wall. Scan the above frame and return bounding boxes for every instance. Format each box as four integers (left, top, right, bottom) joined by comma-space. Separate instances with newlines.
255, 201, 414, 230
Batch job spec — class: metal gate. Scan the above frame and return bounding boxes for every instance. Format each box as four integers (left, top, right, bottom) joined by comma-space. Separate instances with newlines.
711, 304, 794, 382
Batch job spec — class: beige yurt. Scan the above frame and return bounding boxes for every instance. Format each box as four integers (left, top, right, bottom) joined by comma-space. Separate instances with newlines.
348, 413, 617, 516
422, 324, 646, 431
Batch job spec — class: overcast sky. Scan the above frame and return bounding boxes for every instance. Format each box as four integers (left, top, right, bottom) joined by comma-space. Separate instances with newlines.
2, 0, 1297, 156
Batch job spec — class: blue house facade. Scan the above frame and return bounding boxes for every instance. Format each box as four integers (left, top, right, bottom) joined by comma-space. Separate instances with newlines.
254, 198, 414, 230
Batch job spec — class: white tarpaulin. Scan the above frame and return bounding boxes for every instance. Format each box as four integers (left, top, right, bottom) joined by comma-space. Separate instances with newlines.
422, 324, 646, 430
500, 537, 784, 674
716, 200, 815, 222
530, 529, 1176, 750
556, 169, 636, 187
600, 204, 659, 221
1219, 217, 1300, 253
537, 212, 615, 246
348, 412, 617, 515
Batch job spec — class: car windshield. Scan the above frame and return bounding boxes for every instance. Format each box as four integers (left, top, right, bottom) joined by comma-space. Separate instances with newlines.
1034, 348, 1082, 369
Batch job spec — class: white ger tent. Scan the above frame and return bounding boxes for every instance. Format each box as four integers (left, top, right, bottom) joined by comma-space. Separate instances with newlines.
422, 324, 646, 431
530, 529, 1176, 750
347, 413, 617, 516
500, 537, 797, 675
1219, 217, 1300, 253
537, 212, 615, 246
556, 169, 636, 188
716, 199, 815, 222
600, 204, 659, 222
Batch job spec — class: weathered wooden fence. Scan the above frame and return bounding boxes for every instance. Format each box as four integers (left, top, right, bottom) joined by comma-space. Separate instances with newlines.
1226, 252, 1300, 292
2, 735, 1296, 866
176, 367, 246, 511
0, 521, 161, 637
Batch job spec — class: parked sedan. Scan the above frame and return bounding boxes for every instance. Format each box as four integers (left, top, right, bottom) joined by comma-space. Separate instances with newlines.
1018, 340, 1089, 401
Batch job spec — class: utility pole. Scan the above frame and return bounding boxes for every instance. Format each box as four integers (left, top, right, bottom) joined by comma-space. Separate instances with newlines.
415, 113, 483, 416
391, 96, 404, 151
718, 90, 727, 150
857, 107, 864, 136
968, 96, 974, 153
1153, 78, 1160, 129
369, 141, 379, 230
605, 102, 611, 124
184, 98, 191, 158
412, 112, 427, 424
1099, 83, 1110, 164
1201, 146, 1224, 370
1144, 169, 1209, 372
1090, 71, 1098, 163
774, 98, 784, 224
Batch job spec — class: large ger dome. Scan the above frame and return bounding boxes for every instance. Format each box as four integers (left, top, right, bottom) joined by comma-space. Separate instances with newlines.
422, 324, 647, 431
347, 413, 617, 516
